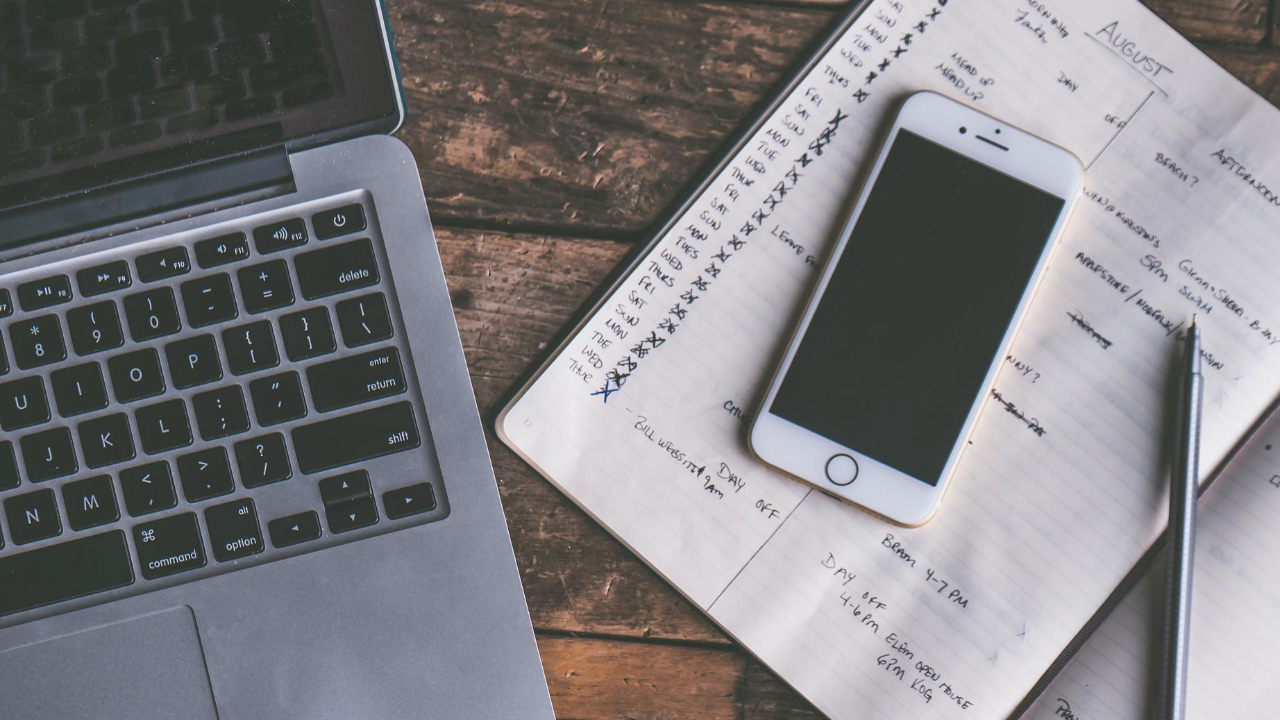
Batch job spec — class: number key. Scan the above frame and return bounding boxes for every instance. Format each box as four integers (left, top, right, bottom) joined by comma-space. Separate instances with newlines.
67, 300, 124, 356
279, 306, 334, 361
123, 287, 182, 341
10, 315, 67, 369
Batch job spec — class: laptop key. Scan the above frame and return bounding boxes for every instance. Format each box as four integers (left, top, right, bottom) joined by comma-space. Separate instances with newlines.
63, 475, 120, 531
0, 531, 133, 617
306, 347, 405, 413
10, 315, 67, 370
319, 469, 371, 507
268, 511, 321, 548
312, 204, 366, 240
206, 498, 264, 562
238, 259, 294, 313
327, 498, 378, 535
279, 306, 335, 361
195, 232, 250, 268
0, 442, 19, 491
249, 371, 306, 425
223, 320, 279, 375
4, 489, 61, 545
121, 461, 177, 517
180, 273, 239, 327
52, 363, 109, 417
294, 238, 379, 300
0, 289, 12, 317
108, 348, 166, 403
135, 399, 193, 454
177, 447, 235, 503
165, 334, 223, 389
124, 287, 182, 341
336, 293, 393, 348
77, 413, 135, 469
234, 433, 292, 488
384, 483, 438, 520
67, 301, 125, 355
0, 376, 51, 431
136, 246, 191, 282
192, 385, 250, 441
253, 218, 307, 254
133, 513, 205, 580
20, 426, 78, 482
77, 260, 132, 297
17, 274, 72, 311
292, 401, 420, 475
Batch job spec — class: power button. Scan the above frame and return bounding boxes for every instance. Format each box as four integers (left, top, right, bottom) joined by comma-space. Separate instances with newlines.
825, 454, 859, 486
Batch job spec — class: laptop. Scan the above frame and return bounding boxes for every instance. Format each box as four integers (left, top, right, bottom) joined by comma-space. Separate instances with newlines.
0, 1, 554, 718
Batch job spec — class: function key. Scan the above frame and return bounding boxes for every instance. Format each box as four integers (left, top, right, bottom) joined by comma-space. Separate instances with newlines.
312, 204, 366, 240
293, 238, 379, 300
195, 232, 251, 268
77, 260, 132, 297
133, 512, 206, 580
0, 289, 12, 318
268, 511, 321, 548
253, 217, 307, 254
18, 275, 73, 311
136, 246, 191, 282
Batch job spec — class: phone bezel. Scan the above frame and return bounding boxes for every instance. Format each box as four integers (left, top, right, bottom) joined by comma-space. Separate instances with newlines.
749, 91, 1084, 526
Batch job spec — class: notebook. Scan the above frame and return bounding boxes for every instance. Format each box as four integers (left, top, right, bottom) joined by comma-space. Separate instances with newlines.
1025, 415, 1280, 719
497, 0, 1280, 717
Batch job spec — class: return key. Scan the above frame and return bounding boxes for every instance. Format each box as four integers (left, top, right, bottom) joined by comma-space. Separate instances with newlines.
307, 347, 407, 413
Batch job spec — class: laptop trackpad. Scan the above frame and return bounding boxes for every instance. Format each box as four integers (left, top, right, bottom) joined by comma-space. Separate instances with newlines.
0, 607, 217, 720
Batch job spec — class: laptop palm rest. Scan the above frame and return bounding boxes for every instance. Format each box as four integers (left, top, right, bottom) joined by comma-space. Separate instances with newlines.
0, 607, 218, 720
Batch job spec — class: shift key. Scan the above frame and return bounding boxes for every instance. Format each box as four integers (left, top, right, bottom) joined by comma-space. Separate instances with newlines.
294, 238, 380, 300
292, 401, 420, 474
307, 347, 406, 413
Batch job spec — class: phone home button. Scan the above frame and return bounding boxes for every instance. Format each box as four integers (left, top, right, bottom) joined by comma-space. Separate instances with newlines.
825, 454, 859, 486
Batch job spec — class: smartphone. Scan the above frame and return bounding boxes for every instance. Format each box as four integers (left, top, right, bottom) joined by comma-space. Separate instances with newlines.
749, 91, 1083, 526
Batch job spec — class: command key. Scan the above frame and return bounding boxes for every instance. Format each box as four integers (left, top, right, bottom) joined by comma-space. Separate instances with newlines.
134, 513, 207, 580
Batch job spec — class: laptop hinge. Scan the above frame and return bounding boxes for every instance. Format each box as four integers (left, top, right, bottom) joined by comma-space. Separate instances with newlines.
0, 146, 294, 249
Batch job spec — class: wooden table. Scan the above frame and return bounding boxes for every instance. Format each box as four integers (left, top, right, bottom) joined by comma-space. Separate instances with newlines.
384, 2, 1280, 717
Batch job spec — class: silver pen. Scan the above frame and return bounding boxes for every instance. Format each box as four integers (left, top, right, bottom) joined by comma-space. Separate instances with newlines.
1163, 318, 1202, 720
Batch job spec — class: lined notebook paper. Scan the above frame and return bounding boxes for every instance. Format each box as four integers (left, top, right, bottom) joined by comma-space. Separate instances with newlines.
498, 0, 1280, 717
1026, 414, 1280, 719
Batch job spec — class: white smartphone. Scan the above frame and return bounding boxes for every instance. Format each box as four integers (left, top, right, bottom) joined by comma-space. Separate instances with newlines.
750, 91, 1083, 526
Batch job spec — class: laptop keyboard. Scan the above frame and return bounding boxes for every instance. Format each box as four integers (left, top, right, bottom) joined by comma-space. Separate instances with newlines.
0, 194, 449, 619
0, 0, 336, 174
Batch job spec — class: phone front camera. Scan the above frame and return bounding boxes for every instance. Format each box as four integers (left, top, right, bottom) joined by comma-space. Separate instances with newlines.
959, 127, 967, 134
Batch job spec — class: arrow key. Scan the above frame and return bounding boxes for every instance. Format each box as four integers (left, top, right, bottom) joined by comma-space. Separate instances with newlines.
319, 469, 370, 508
268, 510, 321, 548
384, 482, 437, 520
325, 497, 377, 535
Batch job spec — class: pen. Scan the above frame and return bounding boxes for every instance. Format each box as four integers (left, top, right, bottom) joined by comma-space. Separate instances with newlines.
1163, 318, 1202, 720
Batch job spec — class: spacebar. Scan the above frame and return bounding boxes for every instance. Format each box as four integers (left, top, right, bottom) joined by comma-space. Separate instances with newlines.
0, 531, 134, 617
292, 401, 421, 474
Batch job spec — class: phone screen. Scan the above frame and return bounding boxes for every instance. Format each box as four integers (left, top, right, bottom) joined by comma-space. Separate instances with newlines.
769, 129, 1066, 486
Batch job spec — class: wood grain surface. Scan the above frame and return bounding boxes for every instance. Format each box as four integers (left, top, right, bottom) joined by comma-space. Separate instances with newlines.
391, 2, 1280, 717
